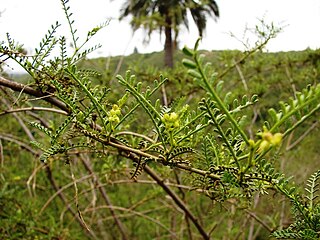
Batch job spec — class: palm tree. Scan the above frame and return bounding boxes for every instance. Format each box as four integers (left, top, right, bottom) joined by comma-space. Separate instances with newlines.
120, 0, 219, 68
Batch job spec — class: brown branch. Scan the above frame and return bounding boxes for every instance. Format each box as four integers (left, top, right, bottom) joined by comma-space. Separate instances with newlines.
173, 169, 193, 240
115, 131, 156, 143
0, 106, 68, 116
107, 179, 206, 192
0, 96, 35, 141
144, 165, 210, 240
40, 174, 93, 214
286, 121, 318, 151
0, 132, 39, 155
176, 163, 220, 180
86, 131, 221, 181
44, 165, 99, 239
80, 154, 128, 240
83, 205, 177, 238
244, 209, 274, 233
0, 76, 70, 113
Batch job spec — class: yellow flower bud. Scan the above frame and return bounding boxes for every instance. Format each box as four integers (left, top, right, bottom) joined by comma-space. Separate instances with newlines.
173, 121, 180, 128
257, 140, 270, 153
109, 115, 120, 124
162, 113, 170, 122
162, 112, 180, 132
111, 104, 121, 116
257, 127, 283, 153
248, 139, 255, 147
262, 131, 273, 142
270, 133, 283, 146
108, 104, 121, 125
169, 112, 178, 122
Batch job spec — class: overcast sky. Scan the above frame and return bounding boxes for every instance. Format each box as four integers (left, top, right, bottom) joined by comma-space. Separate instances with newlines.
1, 0, 320, 62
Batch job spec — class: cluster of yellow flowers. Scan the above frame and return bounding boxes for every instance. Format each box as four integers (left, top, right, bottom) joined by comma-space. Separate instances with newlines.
257, 128, 283, 153
162, 112, 180, 132
108, 104, 121, 124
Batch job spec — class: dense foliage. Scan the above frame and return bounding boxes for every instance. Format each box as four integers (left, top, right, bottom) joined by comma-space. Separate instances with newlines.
0, 1, 320, 239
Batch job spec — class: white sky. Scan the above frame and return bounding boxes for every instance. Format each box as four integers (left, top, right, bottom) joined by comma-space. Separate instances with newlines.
0, 0, 320, 62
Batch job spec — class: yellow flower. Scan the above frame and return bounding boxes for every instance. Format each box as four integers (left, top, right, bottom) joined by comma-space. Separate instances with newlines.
108, 104, 121, 124
270, 133, 283, 146
257, 140, 270, 153
248, 139, 255, 148
109, 104, 121, 116
162, 112, 180, 132
261, 131, 273, 142
257, 128, 283, 153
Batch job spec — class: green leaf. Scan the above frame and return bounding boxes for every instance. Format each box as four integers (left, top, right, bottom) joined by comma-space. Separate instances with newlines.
194, 37, 201, 51
187, 69, 202, 78
182, 46, 194, 57
216, 80, 224, 93
182, 59, 197, 69
251, 94, 259, 103
268, 108, 278, 122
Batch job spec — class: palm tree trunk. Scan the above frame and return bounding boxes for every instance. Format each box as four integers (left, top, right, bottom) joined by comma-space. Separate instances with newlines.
162, 15, 173, 106
164, 15, 173, 68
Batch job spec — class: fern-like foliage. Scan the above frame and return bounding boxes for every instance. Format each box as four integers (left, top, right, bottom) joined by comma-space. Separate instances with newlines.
61, 0, 79, 50
267, 84, 320, 135
32, 21, 60, 69
180, 39, 320, 204
117, 72, 167, 146
306, 170, 320, 211
130, 157, 151, 181
29, 122, 53, 138
272, 170, 320, 239
39, 143, 67, 163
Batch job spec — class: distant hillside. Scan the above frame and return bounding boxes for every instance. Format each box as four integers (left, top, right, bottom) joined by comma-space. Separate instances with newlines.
4, 48, 320, 85
77, 49, 320, 105
5, 48, 319, 114
78, 48, 320, 81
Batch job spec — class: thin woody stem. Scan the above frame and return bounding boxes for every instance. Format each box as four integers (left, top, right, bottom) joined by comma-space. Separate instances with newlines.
0, 76, 70, 113
144, 165, 210, 240
0, 106, 68, 116
79, 154, 128, 240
